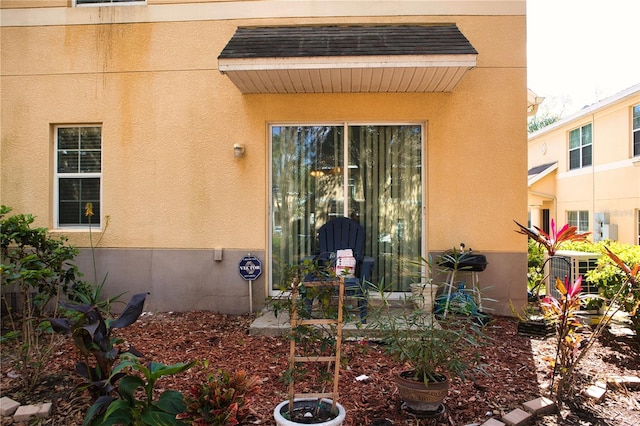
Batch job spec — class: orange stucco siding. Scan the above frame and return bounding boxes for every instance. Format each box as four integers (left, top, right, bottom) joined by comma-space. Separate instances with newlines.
1, 0, 528, 314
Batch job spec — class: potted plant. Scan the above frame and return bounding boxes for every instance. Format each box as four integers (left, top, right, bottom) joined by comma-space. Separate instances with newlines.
270, 260, 348, 425
367, 255, 488, 415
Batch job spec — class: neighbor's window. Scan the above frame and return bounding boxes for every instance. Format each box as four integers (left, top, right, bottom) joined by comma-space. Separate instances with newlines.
633, 104, 640, 157
55, 126, 102, 228
569, 123, 592, 170
75, 0, 145, 6
567, 210, 589, 233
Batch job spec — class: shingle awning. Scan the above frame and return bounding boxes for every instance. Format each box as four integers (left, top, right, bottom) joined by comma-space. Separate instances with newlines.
218, 25, 478, 94
528, 162, 558, 186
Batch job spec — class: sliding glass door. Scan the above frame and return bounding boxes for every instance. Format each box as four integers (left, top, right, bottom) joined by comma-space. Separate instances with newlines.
270, 124, 423, 292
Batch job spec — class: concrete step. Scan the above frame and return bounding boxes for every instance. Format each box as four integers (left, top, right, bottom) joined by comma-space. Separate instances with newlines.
522, 396, 556, 416
0, 397, 20, 417
13, 402, 52, 422
501, 408, 533, 426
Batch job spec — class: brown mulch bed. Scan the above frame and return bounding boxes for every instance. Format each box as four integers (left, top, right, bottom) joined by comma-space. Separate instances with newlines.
1, 312, 639, 425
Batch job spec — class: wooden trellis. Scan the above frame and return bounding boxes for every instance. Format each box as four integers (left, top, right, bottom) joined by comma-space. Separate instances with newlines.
288, 277, 344, 413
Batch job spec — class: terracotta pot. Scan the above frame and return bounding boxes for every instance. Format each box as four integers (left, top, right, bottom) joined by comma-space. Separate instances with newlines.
394, 372, 449, 412
274, 398, 346, 426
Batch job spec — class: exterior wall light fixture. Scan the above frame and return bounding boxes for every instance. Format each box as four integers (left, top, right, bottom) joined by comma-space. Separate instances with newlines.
233, 143, 245, 158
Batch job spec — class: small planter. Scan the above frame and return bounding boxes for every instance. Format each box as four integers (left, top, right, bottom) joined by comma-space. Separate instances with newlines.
517, 319, 554, 337
274, 398, 346, 426
394, 372, 450, 413
409, 283, 437, 313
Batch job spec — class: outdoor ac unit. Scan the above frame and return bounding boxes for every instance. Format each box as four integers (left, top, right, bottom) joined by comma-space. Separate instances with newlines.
547, 250, 600, 299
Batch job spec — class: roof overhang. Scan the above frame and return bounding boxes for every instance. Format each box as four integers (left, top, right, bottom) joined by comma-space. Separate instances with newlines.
528, 162, 558, 186
218, 25, 478, 94
527, 88, 545, 116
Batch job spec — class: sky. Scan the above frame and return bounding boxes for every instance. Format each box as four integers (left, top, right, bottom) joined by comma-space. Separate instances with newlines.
527, 0, 640, 118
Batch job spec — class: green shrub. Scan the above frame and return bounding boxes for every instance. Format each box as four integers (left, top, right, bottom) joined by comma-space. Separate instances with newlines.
84, 354, 195, 426
562, 240, 640, 335
1, 205, 84, 315
1, 205, 85, 390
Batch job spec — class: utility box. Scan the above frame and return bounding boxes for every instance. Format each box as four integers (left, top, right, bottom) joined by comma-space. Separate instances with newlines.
594, 212, 617, 242
602, 224, 618, 241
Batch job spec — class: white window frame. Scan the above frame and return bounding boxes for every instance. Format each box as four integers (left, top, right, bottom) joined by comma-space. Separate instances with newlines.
568, 123, 593, 170
74, 0, 146, 7
54, 125, 102, 229
633, 104, 640, 157
567, 210, 589, 233
268, 122, 426, 296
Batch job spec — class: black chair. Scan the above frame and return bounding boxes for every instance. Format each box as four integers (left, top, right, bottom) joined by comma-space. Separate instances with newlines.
309, 217, 374, 321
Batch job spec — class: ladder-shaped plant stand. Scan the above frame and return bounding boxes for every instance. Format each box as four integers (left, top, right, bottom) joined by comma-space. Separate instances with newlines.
288, 277, 344, 415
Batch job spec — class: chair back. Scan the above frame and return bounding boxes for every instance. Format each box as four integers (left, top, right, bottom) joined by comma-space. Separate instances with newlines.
318, 217, 365, 259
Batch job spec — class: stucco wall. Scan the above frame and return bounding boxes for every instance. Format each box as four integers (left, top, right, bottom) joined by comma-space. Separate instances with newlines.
1, 1, 528, 315
73, 248, 266, 313
528, 88, 640, 245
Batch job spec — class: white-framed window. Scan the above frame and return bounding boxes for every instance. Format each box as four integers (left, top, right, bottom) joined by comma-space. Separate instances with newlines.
567, 210, 589, 233
54, 126, 102, 228
569, 123, 592, 170
633, 104, 640, 157
74, 0, 145, 6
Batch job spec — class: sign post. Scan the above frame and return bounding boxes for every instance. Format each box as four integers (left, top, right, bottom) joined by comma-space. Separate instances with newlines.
238, 254, 262, 313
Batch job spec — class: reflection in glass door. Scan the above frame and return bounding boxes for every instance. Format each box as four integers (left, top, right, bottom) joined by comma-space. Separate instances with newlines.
271, 124, 422, 292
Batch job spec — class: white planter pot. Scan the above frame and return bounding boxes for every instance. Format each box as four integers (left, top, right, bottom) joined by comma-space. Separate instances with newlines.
410, 283, 437, 313
274, 398, 346, 426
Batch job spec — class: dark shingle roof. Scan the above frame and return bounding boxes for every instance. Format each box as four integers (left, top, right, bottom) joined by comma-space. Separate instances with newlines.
218, 25, 477, 59
528, 162, 558, 176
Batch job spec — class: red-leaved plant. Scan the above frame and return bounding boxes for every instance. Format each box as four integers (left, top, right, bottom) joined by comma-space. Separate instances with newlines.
541, 247, 639, 405
540, 276, 586, 398
514, 218, 589, 256
514, 219, 590, 302
177, 369, 260, 426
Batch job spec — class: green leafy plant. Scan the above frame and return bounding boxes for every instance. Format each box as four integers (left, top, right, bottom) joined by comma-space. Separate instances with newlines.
1, 205, 84, 390
1, 205, 84, 316
598, 246, 640, 336
67, 202, 125, 317
367, 255, 488, 385
270, 259, 347, 365
177, 368, 261, 425
270, 259, 352, 380
270, 258, 345, 319
49, 293, 148, 396
84, 353, 195, 426
269, 259, 349, 421
527, 238, 545, 292
562, 240, 640, 335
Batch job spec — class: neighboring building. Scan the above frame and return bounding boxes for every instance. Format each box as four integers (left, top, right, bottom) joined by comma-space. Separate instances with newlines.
528, 84, 640, 245
1, 0, 528, 316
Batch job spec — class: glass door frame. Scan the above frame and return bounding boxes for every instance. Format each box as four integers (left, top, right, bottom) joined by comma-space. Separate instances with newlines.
267, 121, 427, 297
